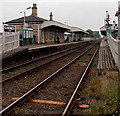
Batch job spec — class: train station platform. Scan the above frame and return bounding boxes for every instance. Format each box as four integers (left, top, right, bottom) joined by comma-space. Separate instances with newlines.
24, 41, 85, 51
1, 41, 88, 62
2, 47, 28, 61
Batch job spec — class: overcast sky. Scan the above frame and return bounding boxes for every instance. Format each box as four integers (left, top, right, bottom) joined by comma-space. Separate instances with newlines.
0, 0, 119, 32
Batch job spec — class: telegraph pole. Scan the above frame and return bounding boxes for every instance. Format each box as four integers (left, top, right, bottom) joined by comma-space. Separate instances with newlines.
105, 11, 110, 37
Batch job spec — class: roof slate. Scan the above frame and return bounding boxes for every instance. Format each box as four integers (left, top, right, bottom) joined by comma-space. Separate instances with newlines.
5, 15, 48, 24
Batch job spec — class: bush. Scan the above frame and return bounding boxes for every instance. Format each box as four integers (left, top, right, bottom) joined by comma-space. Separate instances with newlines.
94, 94, 101, 100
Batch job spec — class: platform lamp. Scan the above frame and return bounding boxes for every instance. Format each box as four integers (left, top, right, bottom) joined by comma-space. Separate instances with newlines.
20, 7, 32, 27
20, 7, 31, 46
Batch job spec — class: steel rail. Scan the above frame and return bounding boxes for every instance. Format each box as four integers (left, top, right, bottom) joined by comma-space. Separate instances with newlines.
0, 44, 97, 115
1, 42, 92, 84
2, 41, 92, 73
61, 47, 99, 116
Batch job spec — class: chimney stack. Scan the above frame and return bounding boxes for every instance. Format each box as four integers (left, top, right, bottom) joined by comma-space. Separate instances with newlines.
32, 3, 37, 17
49, 12, 53, 21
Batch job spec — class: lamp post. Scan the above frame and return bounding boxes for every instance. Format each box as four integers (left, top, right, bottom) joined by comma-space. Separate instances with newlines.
20, 7, 31, 27
20, 7, 31, 46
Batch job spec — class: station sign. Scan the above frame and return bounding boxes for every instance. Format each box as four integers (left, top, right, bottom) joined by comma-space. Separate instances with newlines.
4, 25, 15, 32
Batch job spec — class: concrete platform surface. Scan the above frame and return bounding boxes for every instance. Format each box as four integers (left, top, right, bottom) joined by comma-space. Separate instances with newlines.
1, 40, 88, 61
24, 41, 84, 50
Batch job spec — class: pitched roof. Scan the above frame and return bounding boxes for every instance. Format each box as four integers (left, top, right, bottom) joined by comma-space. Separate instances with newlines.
100, 25, 118, 31
5, 15, 48, 24
100, 26, 106, 31
68, 27, 89, 34
41, 20, 71, 30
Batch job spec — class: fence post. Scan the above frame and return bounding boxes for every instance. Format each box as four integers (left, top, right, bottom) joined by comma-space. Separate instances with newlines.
2, 24, 5, 53
18, 33, 20, 47
2, 33, 5, 53
115, 1, 120, 71
118, 2, 120, 40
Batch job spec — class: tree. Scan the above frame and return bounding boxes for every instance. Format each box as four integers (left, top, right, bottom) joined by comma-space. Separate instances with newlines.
93, 31, 101, 38
86, 29, 94, 37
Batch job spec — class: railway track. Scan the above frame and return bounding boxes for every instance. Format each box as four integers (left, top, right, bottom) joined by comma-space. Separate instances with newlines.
2, 41, 93, 83
1, 41, 100, 115
2, 42, 95, 109
62, 48, 98, 115
2, 42, 96, 109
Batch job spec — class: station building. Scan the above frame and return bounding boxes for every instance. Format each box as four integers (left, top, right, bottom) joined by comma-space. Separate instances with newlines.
5, 4, 71, 44
68, 27, 88, 41
100, 22, 118, 38
4, 3, 87, 45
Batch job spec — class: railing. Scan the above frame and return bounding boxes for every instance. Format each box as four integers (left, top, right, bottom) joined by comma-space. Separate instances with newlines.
107, 34, 120, 71
0, 33, 20, 54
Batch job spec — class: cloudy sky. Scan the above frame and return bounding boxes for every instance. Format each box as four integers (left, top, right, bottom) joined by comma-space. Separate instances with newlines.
0, 0, 119, 32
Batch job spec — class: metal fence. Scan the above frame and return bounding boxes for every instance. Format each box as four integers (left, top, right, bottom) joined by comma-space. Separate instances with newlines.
107, 34, 120, 71
0, 33, 20, 54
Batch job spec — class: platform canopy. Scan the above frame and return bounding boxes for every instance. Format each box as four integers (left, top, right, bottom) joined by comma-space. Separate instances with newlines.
41, 20, 71, 30
100, 24, 118, 32
100, 26, 107, 36
100, 26, 106, 31
68, 27, 89, 34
